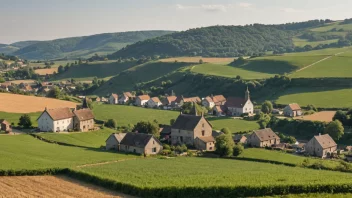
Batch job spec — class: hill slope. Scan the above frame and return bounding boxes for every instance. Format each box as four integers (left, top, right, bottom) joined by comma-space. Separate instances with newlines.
13, 31, 174, 60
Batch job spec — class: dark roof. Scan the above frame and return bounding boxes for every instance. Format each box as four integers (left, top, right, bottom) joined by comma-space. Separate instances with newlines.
106, 133, 127, 143
120, 132, 161, 148
212, 131, 224, 137
233, 134, 247, 141
160, 126, 171, 135
172, 114, 202, 131
74, 109, 95, 121
253, 128, 279, 141
226, 97, 246, 108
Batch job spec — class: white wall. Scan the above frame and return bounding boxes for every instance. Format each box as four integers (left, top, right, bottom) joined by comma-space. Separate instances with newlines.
38, 112, 54, 132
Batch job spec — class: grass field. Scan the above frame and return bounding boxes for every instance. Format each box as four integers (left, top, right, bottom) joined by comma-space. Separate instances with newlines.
0, 111, 40, 127
36, 128, 116, 148
311, 22, 352, 32
78, 157, 352, 188
271, 87, 352, 108
208, 117, 260, 132
0, 93, 77, 113
264, 193, 352, 198
160, 57, 235, 64
8, 79, 36, 85
0, 135, 135, 170
293, 38, 339, 47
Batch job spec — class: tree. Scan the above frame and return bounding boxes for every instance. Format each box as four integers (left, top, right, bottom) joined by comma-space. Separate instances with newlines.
285, 136, 297, 144
233, 144, 244, 156
18, 114, 32, 128
47, 86, 61, 99
215, 134, 235, 157
170, 119, 175, 126
261, 101, 273, 114
221, 127, 231, 135
258, 113, 271, 129
133, 121, 160, 138
105, 119, 117, 128
325, 120, 344, 141
333, 110, 347, 125
199, 59, 203, 64
58, 65, 64, 73
64, 65, 69, 71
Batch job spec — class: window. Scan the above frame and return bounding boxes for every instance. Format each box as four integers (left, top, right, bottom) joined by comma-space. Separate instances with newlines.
152, 147, 157, 153
202, 130, 205, 136
153, 141, 155, 145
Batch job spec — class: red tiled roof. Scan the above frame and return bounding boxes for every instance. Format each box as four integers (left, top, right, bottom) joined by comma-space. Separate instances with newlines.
151, 97, 161, 103
165, 96, 177, 104
111, 94, 118, 99
314, 134, 337, 149
74, 109, 95, 121
44, 107, 75, 121
123, 92, 134, 98
137, 95, 150, 100
212, 95, 226, 104
288, 103, 301, 111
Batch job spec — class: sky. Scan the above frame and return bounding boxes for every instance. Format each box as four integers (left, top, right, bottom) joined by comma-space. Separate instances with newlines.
1, 0, 352, 44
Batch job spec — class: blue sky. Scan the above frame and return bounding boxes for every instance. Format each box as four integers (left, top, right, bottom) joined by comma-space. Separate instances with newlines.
1, 0, 352, 44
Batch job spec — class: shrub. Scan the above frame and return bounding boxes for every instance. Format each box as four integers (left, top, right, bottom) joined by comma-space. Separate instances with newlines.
105, 119, 117, 128
221, 127, 231, 135
163, 144, 171, 150
233, 144, 244, 156
215, 134, 235, 157
18, 114, 32, 128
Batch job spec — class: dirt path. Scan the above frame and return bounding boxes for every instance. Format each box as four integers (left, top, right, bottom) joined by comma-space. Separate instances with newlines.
293, 51, 347, 73
0, 175, 136, 198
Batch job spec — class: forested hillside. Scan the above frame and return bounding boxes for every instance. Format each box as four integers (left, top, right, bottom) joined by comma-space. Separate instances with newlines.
13, 31, 174, 60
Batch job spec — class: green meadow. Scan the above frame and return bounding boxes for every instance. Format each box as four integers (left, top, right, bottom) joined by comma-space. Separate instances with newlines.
0, 111, 41, 127
293, 38, 339, 47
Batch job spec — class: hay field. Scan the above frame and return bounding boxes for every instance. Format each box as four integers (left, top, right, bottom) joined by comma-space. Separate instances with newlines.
8, 79, 36, 85
294, 111, 336, 122
34, 68, 58, 75
160, 57, 235, 63
0, 176, 131, 198
0, 93, 77, 113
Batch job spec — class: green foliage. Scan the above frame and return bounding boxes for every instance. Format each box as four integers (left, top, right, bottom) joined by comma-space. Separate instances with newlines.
18, 114, 32, 128
170, 119, 175, 126
215, 134, 235, 157
324, 120, 344, 141
105, 119, 117, 129
306, 104, 318, 112
46, 86, 61, 99
133, 121, 160, 138
261, 101, 273, 114
233, 144, 244, 156
257, 113, 271, 129
221, 127, 231, 135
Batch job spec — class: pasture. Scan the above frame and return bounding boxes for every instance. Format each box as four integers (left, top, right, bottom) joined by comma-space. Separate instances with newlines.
0, 93, 77, 113
160, 57, 235, 64
36, 128, 116, 148
0, 135, 135, 170
78, 157, 352, 189
208, 117, 260, 133
0, 111, 40, 127
293, 38, 338, 47
271, 87, 352, 108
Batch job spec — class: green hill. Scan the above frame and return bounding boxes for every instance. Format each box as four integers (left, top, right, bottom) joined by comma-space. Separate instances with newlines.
0, 41, 40, 55
13, 31, 174, 60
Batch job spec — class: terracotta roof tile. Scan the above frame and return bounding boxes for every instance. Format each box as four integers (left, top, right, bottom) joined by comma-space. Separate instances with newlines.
45, 107, 75, 121
314, 134, 337, 149
111, 94, 118, 99
137, 95, 150, 100
151, 97, 161, 103
288, 103, 301, 111
253, 128, 279, 141
74, 109, 95, 121
212, 95, 226, 104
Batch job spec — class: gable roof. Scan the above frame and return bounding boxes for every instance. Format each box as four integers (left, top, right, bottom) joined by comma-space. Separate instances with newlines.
120, 132, 161, 148
137, 95, 150, 101
0, 119, 10, 125
233, 134, 247, 141
40, 107, 75, 121
314, 134, 337, 149
226, 97, 247, 108
183, 97, 201, 103
160, 126, 171, 135
106, 133, 127, 143
204, 96, 213, 103
172, 114, 212, 131
123, 92, 134, 98
212, 95, 226, 104
287, 103, 301, 111
165, 96, 177, 104
111, 94, 118, 99
253, 128, 279, 141
150, 97, 161, 103
197, 136, 215, 143
74, 109, 95, 121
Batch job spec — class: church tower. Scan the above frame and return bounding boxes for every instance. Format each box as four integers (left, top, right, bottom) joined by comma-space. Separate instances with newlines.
245, 86, 250, 101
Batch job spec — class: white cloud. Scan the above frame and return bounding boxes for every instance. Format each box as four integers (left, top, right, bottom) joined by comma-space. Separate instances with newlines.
238, 3, 252, 8
176, 4, 194, 10
201, 4, 227, 12
281, 8, 304, 13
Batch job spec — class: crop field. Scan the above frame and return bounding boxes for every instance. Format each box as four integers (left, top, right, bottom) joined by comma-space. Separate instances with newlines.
30, 61, 74, 69
207, 117, 260, 133
0, 176, 124, 198
192, 55, 327, 79
36, 128, 116, 148
294, 111, 336, 122
160, 57, 235, 64
34, 68, 58, 75
293, 38, 339, 47
0, 111, 40, 127
0, 135, 135, 170
271, 87, 352, 108
8, 79, 36, 85
0, 93, 77, 113
78, 157, 352, 189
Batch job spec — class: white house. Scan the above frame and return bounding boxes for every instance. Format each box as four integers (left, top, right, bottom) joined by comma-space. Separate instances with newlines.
226, 88, 253, 116
202, 95, 226, 109
284, 103, 302, 117
109, 94, 118, 104
135, 95, 150, 106
118, 92, 134, 104
37, 107, 75, 132
147, 97, 162, 108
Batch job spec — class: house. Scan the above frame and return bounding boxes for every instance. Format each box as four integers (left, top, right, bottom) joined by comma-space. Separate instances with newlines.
0, 119, 11, 132
147, 97, 162, 108
233, 134, 247, 144
247, 128, 280, 147
305, 134, 337, 158
170, 112, 213, 146
37, 107, 75, 132
119, 92, 135, 104
195, 136, 216, 151
135, 95, 150, 106
283, 103, 302, 117
73, 108, 95, 132
202, 95, 226, 109
160, 125, 171, 142
226, 87, 254, 116
109, 94, 118, 104
173, 96, 201, 108
105, 133, 127, 150
212, 105, 227, 117
95, 97, 101, 102
101, 97, 108, 103
119, 132, 163, 155
162, 96, 177, 109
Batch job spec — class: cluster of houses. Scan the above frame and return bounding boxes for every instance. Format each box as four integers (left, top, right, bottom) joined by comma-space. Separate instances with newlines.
103, 88, 254, 117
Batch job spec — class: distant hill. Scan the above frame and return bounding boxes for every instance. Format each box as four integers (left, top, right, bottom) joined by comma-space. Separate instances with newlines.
13, 31, 174, 60
11, 41, 40, 48
0, 41, 40, 55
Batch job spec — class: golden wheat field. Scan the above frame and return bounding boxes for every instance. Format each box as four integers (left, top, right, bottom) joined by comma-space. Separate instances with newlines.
34, 68, 58, 75
0, 93, 77, 113
0, 176, 133, 198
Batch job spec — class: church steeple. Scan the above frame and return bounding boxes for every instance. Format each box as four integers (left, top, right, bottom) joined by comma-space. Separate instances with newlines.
245, 86, 250, 101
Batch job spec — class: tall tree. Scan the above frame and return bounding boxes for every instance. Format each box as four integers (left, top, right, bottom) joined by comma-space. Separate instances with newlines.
325, 120, 344, 141
215, 134, 235, 157
133, 121, 160, 138
261, 101, 273, 114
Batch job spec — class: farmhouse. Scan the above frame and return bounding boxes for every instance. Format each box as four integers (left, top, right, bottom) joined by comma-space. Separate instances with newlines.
119, 132, 163, 155
119, 92, 135, 104
202, 95, 226, 109
226, 88, 253, 116
170, 112, 213, 146
0, 119, 11, 132
284, 103, 302, 117
162, 96, 177, 109
173, 96, 201, 108
305, 134, 337, 158
213, 105, 227, 116
109, 93, 118, 104
73, 109, 95, 132
147, 97, 162, 108
105, 133, 127, 150
37, 107, 75, 132
247, 128, 280, 147
195, 136, 215, 151
135, 95, 150, 106
233, 134, 247, 144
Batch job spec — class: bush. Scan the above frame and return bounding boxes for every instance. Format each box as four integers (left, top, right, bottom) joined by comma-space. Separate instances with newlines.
160, 150, 171, 156
163, 144, 171, 150
105, 119, 117, 128
18, 114, 32, 128
215, 134, 235, 157
221, 127, 231, 135
233, 144, 244, 156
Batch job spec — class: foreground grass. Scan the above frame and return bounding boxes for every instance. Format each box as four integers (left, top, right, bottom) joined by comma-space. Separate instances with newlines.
78, 157, 352, 188
0, 111, 40, 127
36, 128, 116, 148
0, 135, 135, 170
263, 193, 352, 198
